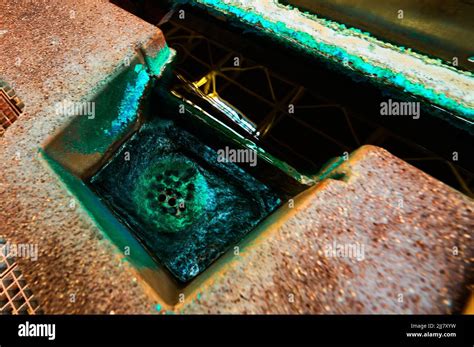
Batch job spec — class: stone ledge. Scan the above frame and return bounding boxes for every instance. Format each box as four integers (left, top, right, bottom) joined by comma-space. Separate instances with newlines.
180, 145, 473, 314
0, 0, 163, 314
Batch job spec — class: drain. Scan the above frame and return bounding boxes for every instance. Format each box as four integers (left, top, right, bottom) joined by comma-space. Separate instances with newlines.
134, 155, 210, 233
90, 115, 282, 282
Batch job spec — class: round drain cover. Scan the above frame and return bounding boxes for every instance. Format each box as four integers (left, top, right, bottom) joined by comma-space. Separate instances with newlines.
134, 155, 209, 233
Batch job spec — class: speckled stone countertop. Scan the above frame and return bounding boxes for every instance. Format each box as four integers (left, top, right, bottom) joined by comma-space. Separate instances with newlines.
0, 0, 161, 314
179, 145, 473, 314
0, 0, 472, 314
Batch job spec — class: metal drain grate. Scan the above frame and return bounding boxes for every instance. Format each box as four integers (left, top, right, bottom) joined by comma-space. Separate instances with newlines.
140, 156, 206, 233
0, 80, 24, 136
0, 238, 41, 315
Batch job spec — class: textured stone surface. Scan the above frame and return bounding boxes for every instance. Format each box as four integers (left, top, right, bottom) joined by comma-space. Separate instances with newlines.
0, 0, 162, 314
180, 146, 473, 314
0, 1, 472, 314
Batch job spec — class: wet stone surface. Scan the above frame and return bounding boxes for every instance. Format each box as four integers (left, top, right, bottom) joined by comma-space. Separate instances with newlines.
90, 116, 281, 282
